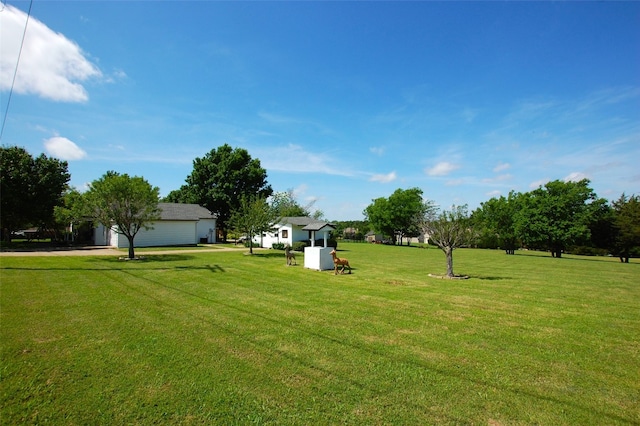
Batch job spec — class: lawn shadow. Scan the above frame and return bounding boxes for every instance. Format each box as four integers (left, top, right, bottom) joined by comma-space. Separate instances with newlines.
247, 251, 298, 259
472, 275, 510, 281
515, 251, 638, 264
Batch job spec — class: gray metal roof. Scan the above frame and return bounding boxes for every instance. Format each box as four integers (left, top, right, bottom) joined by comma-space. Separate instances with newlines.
279, 216, 316, 226
302, 222, 336, 231
158, 203, 216, 221
278, 217, 335, 230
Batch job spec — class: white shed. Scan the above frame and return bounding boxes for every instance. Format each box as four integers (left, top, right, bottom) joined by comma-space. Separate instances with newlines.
255, 216, 331, 248
94, 203, 217, 248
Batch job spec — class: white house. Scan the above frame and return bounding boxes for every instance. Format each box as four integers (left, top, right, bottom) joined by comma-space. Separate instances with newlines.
94, 203, 217, 248
255, 216, 335, 249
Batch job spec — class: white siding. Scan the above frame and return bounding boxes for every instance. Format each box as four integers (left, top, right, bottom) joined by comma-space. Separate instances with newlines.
196, 218, 217, 243
133, 221, 196, 247
254, 224, 309, 248
99, 221, 197, 248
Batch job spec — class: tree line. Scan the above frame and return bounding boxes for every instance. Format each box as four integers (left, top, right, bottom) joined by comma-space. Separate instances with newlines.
2, 144, 638, 263
359, 181, 639, 264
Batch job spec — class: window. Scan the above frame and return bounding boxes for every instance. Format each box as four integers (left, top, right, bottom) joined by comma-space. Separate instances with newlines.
281, 230, 288, 238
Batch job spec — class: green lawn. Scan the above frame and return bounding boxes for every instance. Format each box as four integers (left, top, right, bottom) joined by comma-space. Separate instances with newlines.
1, 244, 638, 425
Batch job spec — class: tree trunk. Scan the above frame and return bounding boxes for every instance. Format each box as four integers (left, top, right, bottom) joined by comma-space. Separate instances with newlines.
127, 235, 136, 259
445, 247, 454, 277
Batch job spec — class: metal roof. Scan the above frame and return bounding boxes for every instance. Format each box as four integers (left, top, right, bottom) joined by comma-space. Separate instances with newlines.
157, 203, 216, 221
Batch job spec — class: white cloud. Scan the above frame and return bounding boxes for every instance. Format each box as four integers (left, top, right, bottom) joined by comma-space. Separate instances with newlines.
369, 171, 396, 183
370, 146, 385, 156
483, 174, 513, 184
493, 162, 511, 173
529, 178, 549, 189
0, 4, 102, 102
256, 144, 352, 176
426, 161, 460, 176
486, 190, 502, 198
564, 172, 589, 182
44, 136, 87, 160
446, 178, 465, 186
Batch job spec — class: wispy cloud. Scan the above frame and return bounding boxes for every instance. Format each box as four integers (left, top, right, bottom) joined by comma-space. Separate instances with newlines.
255, 144, 352, 176
370, 171, 397, 183
44, 136, 87, 160
482, 174, 513, 184
493, 162, 511, 173
564, 172, 589, 182
370, 146, 385, 156
529, 178, 549, 189
0, 5, 102, 102
426, 161, 460, 177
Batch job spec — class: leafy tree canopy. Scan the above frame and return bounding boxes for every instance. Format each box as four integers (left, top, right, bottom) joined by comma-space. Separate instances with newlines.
611, 193, 640, 263
363, 187, 427, 244
472, 191, 521, 254
0, 146, 70, 241
514, 179, 600, 258
229, 195, 277, 254
84, 171, 160, 259
174, 144, 272, 241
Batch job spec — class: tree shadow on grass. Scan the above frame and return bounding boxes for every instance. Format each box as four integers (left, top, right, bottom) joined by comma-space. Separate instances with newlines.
2, 254, 226, 273
472, 275, 511, 281
515, 251, 638, 265
246, 252, 297, 259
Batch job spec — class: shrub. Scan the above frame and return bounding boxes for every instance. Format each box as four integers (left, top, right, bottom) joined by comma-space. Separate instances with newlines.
271, 243, 286, 250
244, 240, 260, 248
292, 241, 308, 252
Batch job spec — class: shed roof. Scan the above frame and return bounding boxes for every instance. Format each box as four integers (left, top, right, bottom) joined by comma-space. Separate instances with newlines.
302, 222, 336, 231
279, 216, 316, 226
158, 203, 216, 221
279, 217, 336, 231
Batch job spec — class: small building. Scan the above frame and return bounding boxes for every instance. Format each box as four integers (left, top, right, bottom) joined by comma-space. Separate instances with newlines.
255, 216, 334, 248
94, 203, 217, 248
365, 231, 384, 243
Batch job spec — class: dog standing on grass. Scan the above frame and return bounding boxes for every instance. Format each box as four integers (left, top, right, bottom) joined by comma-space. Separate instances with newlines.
285, 245, 296, 266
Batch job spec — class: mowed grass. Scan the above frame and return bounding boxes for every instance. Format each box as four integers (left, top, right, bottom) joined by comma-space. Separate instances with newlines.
1, 244, 638, 425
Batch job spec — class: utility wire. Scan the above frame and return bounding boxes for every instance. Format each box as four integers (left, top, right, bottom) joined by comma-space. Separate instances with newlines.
0, 0, 34, 143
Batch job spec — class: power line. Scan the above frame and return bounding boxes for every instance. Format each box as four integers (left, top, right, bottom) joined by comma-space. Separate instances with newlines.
0, 0, 34, 143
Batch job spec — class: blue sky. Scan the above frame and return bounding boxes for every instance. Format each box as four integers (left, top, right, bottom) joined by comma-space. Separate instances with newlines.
1, 1, 638, 221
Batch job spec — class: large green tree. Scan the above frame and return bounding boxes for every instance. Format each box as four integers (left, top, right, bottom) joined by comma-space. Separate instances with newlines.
514, 179, 601, 258
472, 191, 521, 254
85, 171, 160, 259
53, 187, 90, 242
421, 204, 474, 278
171, 144, 272, 241
388, 187, 427, 245
0, 146, 70, 241
363, 187, 426, 244
364, 196, 393, 242
229, 195, 277, 254
610, 194, 640, 263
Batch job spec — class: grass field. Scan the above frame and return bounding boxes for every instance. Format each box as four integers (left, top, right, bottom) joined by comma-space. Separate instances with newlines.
1, 243, 638, 425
